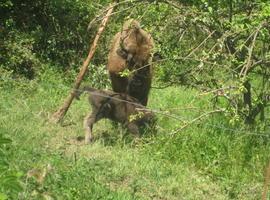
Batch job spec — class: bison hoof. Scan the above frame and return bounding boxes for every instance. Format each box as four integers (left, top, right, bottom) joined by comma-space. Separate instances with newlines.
85, 137, 93, 145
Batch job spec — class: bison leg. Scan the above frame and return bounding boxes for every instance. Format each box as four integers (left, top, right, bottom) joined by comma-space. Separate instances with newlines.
127, 72, 151, 106
83, 113, 96, 144
126, 122, 140, 137
140, 96, 148, 106
109, 72, 128, 93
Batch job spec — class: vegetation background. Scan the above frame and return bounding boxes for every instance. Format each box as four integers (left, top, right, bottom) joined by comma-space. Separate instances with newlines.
0, 0, 269, 199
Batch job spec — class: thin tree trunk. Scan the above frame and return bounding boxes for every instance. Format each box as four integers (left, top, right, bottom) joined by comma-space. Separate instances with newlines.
50, 2, 116, 123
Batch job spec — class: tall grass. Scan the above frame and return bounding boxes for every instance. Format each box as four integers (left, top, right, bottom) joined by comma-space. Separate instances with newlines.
0, 68, 269, 199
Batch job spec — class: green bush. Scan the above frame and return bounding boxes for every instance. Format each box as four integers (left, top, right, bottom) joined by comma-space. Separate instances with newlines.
0, 31, 40, 79
0, 0, 111, 76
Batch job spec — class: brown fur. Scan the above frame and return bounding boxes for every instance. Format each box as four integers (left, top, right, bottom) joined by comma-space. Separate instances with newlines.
107, 19, 154, 106
75, 86, 155, 144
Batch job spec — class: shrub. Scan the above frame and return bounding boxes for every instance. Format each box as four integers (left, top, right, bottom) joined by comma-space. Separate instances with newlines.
0, 31, 40, 79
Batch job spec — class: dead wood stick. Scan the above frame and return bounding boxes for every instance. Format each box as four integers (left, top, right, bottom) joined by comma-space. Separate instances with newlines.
50, 2, 116, 123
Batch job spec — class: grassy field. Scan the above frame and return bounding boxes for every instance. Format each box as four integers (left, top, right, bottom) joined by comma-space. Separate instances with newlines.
0, 70, 269, 199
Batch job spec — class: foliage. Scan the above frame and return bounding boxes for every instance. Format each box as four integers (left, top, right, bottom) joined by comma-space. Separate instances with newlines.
0, 30, 40, 79
0, 0, 110, 75
87, 63, 111, 89
146, 0, 270, 126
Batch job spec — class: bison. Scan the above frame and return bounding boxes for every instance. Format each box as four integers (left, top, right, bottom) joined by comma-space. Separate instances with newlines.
107, 19, 155, 106
75, 86, 155, 144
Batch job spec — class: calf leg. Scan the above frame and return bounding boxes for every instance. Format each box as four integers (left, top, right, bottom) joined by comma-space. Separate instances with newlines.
126, 122, 140, 137
83, 113, 96, 144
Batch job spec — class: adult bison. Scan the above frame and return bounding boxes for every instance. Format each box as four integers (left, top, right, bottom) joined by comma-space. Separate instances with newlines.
107, 19, 155, 106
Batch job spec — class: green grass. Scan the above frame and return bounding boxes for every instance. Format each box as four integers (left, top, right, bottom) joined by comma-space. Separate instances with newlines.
0, 70, 269, 199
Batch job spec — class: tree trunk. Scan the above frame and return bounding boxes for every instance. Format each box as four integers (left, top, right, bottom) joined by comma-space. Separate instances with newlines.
50, 2, 116, 123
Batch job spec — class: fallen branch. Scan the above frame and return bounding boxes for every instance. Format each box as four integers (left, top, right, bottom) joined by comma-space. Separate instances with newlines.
50, 2, 117, 123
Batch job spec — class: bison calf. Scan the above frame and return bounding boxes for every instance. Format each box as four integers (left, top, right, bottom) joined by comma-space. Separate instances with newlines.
75, 86, 155, 144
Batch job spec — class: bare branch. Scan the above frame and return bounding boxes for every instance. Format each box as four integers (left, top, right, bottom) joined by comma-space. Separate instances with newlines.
88, 0, 145, 30
240, 23, 263, 77
185, 31, 216, 58
199, 86, 238, 97
170, 109, 224, 135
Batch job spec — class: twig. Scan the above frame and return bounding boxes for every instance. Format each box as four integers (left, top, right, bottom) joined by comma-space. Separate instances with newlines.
136, 108, 186, 122
240, 24, 262, 77
185, 31, 216, 58
199, 86, 238, 96
88, 1, 144, 30
151, 56, 223, 67
170, 109, 224, 135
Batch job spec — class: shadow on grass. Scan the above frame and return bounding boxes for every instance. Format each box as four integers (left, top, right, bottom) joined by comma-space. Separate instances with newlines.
73, 123, 158, 147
